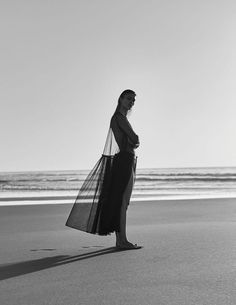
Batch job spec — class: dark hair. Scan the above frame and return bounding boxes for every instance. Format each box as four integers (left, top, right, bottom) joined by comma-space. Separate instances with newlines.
114, 89, 136, 114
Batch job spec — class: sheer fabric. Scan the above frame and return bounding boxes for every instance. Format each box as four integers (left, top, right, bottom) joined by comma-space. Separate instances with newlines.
65, 113, 138, 235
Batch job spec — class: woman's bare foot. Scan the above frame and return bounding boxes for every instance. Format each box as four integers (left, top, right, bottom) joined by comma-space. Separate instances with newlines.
116, 241, 141, 249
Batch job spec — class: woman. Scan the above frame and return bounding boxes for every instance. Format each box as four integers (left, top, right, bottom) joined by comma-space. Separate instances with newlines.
66, 89, 141, 250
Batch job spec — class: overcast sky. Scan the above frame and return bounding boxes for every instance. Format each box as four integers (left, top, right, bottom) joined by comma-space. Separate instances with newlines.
1, 0, 236, 171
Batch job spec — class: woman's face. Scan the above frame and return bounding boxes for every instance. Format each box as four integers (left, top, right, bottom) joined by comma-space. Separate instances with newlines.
120, 93, 136, 110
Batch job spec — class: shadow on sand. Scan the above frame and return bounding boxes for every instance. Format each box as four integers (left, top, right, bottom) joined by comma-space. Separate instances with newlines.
0, 247, 119, 281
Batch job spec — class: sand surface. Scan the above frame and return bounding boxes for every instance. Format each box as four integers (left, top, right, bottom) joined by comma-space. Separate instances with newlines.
1, 198, 236, 305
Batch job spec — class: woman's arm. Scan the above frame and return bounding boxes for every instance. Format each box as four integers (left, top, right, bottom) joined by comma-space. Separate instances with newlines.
116, 114, 139, 145
128, 137, 140, 148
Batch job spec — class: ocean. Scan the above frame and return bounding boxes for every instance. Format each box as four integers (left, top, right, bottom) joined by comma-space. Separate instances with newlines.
1, 167, 236, 205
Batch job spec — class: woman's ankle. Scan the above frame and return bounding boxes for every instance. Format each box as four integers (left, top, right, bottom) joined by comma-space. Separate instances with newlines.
116, 238, 129, 245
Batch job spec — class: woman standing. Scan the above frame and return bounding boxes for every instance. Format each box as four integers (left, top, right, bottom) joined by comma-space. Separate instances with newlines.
66, 89, 141, 250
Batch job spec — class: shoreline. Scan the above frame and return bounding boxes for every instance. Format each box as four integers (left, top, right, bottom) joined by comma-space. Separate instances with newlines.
0, 194, 236, 206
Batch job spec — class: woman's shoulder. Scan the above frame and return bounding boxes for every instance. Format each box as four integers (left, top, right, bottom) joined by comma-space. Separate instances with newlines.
110, 113, 117, 126
112, 112, 127, 121
110, 113, 125, 130
111, 112, 122, 122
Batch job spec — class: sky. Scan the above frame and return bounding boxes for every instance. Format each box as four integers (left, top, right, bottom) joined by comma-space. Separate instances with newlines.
1, 0, 236, 171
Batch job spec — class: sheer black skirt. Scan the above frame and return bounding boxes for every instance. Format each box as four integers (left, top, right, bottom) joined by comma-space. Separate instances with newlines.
65, 151, 137, 235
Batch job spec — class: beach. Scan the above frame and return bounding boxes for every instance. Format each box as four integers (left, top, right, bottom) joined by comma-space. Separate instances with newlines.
1, 198, 236, 305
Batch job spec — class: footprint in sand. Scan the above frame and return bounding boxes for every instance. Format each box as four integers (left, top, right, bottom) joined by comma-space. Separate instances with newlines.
81, 246, 104, 249
30, 248, 56, 252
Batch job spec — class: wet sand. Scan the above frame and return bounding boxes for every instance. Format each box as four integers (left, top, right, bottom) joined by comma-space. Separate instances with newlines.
1, 198, 236, 305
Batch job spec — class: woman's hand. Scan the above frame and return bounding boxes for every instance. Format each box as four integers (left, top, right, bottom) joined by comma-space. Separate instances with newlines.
128, 137, 140, 149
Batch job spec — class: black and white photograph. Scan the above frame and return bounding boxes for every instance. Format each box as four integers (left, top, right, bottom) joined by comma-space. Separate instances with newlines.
0, 1, 236, 304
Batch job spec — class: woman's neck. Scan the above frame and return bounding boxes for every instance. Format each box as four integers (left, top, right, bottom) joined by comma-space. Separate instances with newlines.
118, 107, 128, 116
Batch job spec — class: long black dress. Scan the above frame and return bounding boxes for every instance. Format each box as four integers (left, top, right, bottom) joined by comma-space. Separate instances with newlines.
65, 111, 139, 235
